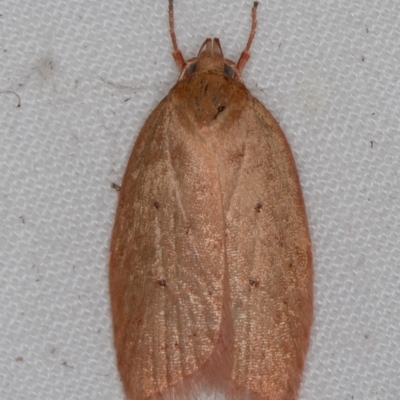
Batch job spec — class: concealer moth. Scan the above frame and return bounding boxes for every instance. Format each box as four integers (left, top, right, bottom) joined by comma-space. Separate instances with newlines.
109, 2, 313, 400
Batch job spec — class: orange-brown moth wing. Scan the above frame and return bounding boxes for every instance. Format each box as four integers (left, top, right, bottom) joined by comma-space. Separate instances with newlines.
223, 98, 313, 400
168, 71, 312, 400
109, 96, 226, 399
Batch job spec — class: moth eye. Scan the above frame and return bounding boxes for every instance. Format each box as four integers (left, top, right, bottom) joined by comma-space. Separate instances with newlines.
224, 63, 235, 78
187, 62, 197, 75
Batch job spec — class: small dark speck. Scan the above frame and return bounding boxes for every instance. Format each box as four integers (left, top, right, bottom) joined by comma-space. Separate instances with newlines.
364, 334, 370, 339
208, 291, 213, 296
213, 105, 226, 119
154, 201, 160, 209
15, 357, 23, 362
361, 56, 365, 62
255, 202, 262, 213
157, 279, 167, 287
61, 361, 73, 369
174, 341, 179, 347
366, 27, 369, 33
124, 97, 131, 102
110, 182, 121, 191
19, 216, 25, 224
249, 278, 260, 288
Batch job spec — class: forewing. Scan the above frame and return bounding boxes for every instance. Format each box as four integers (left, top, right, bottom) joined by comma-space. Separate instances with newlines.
109, 99, 226, 399
226, 98, 313, 400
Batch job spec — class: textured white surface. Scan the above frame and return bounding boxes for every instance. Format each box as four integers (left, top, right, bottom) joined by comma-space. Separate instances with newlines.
1, 0, 399, 399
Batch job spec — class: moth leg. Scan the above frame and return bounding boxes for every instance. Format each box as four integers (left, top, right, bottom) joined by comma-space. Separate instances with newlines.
236, 1, 259, 73
169, 0, 186, 71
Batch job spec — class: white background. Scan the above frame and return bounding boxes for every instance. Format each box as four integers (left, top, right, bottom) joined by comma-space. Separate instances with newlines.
1, 0, 399, 399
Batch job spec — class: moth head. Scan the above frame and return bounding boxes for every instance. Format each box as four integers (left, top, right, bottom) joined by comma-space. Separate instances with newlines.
180, 38, 239, 81
170, 1, 258, 83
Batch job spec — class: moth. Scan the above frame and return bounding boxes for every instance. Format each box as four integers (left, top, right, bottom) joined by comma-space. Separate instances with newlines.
109, 2, 313, 399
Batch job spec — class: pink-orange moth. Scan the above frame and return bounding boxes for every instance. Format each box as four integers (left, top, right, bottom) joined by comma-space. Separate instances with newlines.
109, 2, 313, 400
